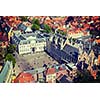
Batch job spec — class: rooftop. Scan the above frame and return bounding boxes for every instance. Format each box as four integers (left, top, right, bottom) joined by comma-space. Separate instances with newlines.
17, 23, 27, 31
14, 72, 35, 83
19, 35, 26, 40
47, 68, 56, 75
58, 75, 72, 83
0, 61, 12, 83
95, 39, 100, 44
56, 69, 68, 78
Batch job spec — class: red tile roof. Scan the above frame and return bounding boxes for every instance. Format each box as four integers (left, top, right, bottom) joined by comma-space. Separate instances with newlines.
95, 39, 100, 44
91, 70, 97, 79
14, 72, 35, 83
47, 68, 56, 75
3, 16, 22, 27
56, 70, 67, 78
2, 16, 100, 37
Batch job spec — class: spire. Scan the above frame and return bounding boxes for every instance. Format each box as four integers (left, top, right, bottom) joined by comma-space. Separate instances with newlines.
89, 50, 95, 66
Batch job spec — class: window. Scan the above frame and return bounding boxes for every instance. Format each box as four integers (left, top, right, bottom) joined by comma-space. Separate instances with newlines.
39, 47, 42, 49
53, 76, 55, 79
21, 50, 23, 52
48, 75, 51, 79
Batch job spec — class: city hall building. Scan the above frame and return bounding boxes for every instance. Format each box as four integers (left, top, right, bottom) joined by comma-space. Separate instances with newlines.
12, 31, 46, 55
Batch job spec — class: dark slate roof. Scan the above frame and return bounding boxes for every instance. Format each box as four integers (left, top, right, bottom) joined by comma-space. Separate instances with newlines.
43, 34, 50, 38
59, 75, 71, 83
76, 61, 82, 70
17, 23, 27, 31
76, 61, 88, 70
63, 44, 79, 53
36, 34, 44, 38
19, 35, 26, 40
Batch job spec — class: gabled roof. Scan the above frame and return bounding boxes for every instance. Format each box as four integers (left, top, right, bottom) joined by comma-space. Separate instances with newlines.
17, 23, 27, 31
63, 44, 79, 53
58, 75, 71, 83
47, 68, 56, 75
14, 72, 34, 83
56, 69, 67, 78
0, 61, 12, 83
95, 39, 100, 44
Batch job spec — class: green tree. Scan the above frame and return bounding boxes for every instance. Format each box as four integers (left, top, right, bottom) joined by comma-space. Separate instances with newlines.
74, 70, 94, 83
95, 70, 100, 82
61, 31, 66, 35
5, 54, 16, 67
57, 29, 66, 35
90, 30, 99, 39
20, 16, 28, 21
43, 24, 52, 33
32, 18, 40, 26
31, 18, 40, 31
32, 24, 40, 30
7, 44, 16, 54
0, 47, 6, 58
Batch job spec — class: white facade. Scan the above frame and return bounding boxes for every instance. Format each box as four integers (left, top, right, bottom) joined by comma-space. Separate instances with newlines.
35, 41, 46, 52
12, 32, 46, 55
18, 44, 31, 55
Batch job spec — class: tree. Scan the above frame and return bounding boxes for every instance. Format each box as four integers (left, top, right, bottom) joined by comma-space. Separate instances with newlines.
7, 44, 16, 54
32, 18, 40, 26
5, 53, 16, 67
74, 70, 94, 83
90, 30, 99, 38
43, 24, 52, 33
31, 18, 40, 31
56, 29, 66, 35
0, 47, 6, 57
32, 24, 40, 31
19, 16, 28, 21
96, 70, 100, 82
61, 32, 66, 35
60, 31, 66, 35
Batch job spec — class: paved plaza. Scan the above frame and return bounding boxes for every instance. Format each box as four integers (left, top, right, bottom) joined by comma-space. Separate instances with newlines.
14, 51, 59, 74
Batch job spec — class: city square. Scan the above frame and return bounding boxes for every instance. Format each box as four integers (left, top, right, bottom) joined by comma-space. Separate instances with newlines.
0, 16, 100, 83
14, 51, 58, 72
